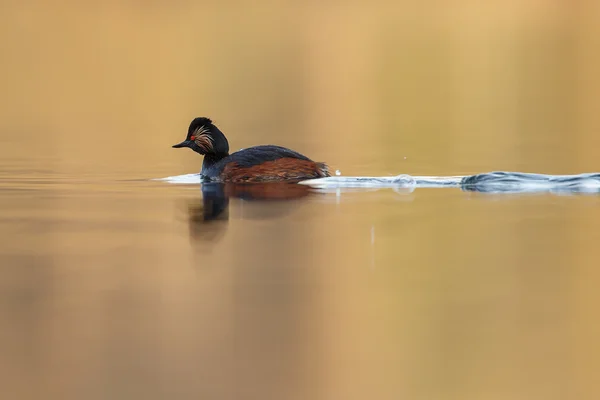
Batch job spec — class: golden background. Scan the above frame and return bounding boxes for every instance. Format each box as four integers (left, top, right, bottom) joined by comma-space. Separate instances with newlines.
0, 2, 599, 399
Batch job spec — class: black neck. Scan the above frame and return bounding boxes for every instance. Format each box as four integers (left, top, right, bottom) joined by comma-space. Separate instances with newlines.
202, 152, 229, 173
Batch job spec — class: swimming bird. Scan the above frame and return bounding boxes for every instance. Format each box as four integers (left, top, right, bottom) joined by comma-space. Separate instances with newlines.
172, 117, 330, 182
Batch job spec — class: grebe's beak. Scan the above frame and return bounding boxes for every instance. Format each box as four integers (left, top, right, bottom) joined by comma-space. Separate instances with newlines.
172, 140, 191, 148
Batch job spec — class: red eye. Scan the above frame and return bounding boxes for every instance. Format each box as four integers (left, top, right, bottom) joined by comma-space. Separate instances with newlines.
190, 135, 195, 140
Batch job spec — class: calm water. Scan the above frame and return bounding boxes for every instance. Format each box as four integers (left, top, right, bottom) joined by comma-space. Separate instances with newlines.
2, 2, 600, 400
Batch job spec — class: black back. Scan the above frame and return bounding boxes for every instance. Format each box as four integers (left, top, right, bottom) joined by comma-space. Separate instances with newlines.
225, 145, 312, 168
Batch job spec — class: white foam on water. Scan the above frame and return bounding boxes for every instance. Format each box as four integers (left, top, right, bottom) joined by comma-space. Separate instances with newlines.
300, 175, 465, 188
153, 173, 202, 184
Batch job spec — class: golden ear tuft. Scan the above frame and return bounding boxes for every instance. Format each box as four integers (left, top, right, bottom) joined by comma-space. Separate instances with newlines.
194, 133, 214, 153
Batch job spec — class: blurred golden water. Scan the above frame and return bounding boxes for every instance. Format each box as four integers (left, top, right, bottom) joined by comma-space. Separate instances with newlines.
1, 1, 600, 399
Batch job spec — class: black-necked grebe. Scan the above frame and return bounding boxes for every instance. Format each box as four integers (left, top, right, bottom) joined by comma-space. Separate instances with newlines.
172, 117, 330, 182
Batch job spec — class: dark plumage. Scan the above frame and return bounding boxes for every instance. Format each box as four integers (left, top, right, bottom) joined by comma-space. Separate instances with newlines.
172, 117, 330, 183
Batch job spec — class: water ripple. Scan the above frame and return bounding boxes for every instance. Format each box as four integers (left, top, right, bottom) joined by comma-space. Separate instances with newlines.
460, 171, 600, 193
302, 171, 600, 194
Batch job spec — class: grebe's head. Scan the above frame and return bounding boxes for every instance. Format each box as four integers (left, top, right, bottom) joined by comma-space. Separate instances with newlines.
172, 117, 229, 155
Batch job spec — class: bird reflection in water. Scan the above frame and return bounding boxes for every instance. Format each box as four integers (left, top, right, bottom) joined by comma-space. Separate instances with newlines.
186, 181, 313, 244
